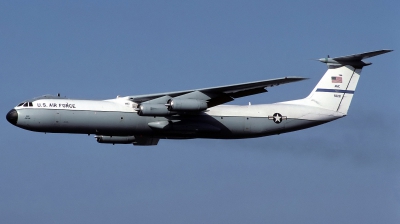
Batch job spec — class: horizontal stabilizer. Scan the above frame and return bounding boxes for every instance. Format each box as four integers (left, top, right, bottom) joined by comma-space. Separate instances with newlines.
333, 49, 393, 61
318, 49, 393, 68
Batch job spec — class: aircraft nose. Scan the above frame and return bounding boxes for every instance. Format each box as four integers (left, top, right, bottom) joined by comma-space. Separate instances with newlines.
6, 109, 18, 125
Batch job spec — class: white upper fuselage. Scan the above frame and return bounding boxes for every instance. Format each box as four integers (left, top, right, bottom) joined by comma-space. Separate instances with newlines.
18, 96, 345, 118
15, 97, 344, 119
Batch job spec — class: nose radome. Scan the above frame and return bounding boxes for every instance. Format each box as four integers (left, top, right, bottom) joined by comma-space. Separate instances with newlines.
6, 109, 18, 125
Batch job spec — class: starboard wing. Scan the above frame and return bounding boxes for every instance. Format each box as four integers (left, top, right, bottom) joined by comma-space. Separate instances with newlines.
128, 76, 306, 107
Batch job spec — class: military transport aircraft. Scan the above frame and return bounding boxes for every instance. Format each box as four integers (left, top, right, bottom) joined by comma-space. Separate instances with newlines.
6, 50, 392, 146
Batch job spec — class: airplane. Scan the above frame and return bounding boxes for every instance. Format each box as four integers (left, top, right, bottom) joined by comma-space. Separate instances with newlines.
6, 50, 392, 146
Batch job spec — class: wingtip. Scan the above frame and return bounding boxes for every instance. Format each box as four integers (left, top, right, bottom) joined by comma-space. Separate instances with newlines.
379, 49, 393, 53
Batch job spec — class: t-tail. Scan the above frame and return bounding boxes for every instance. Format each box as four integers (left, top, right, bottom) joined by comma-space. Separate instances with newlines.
294, 50, 392, 114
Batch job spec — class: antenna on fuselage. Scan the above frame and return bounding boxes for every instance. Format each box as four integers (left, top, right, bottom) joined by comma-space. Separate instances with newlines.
57, 93, 60, 97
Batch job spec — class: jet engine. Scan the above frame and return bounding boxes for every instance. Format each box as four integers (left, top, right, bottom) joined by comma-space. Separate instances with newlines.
136, 104, 177, 116
166, 99, 207, 111
95, 135, 135, 144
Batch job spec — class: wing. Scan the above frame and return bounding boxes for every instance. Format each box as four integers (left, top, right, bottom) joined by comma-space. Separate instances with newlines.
128, 76, 307, 107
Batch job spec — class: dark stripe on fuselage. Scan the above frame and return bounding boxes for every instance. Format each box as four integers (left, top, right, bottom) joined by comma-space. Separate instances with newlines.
316, 88, 355, 94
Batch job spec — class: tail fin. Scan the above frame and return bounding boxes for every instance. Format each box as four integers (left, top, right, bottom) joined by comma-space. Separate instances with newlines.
306, 64, 361, 114
304, 50, 392, 114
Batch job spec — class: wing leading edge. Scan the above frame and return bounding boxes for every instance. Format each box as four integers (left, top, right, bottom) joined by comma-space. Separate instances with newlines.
128, 76, 307, 107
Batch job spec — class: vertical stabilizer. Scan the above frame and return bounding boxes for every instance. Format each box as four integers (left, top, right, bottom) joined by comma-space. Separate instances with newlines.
298, 50, 392, 114
306, 65, 361, 114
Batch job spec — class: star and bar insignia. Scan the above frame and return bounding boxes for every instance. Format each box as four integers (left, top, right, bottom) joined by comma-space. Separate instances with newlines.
268, 113, 287, 124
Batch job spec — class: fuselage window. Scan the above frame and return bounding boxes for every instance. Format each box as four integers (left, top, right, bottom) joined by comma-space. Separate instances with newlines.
17, 102, 24, 107
29, 102, 33, 107
23, 102, 28, 107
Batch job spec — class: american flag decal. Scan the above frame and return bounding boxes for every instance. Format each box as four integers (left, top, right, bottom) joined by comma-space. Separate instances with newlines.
331, 76, 342, 83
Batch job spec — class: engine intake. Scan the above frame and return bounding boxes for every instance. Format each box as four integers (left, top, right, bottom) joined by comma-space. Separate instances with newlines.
166, 99, 207, 111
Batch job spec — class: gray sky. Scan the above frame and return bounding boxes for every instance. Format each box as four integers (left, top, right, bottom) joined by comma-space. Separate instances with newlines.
1, 1, 399, 223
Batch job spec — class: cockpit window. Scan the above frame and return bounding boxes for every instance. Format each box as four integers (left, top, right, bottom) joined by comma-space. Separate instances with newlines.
18, 102, 33, 107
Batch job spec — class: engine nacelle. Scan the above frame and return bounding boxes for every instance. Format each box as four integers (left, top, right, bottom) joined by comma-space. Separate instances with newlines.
95, 135, 135, 144
137, 104, 177, 116
167, 99, 207, 111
